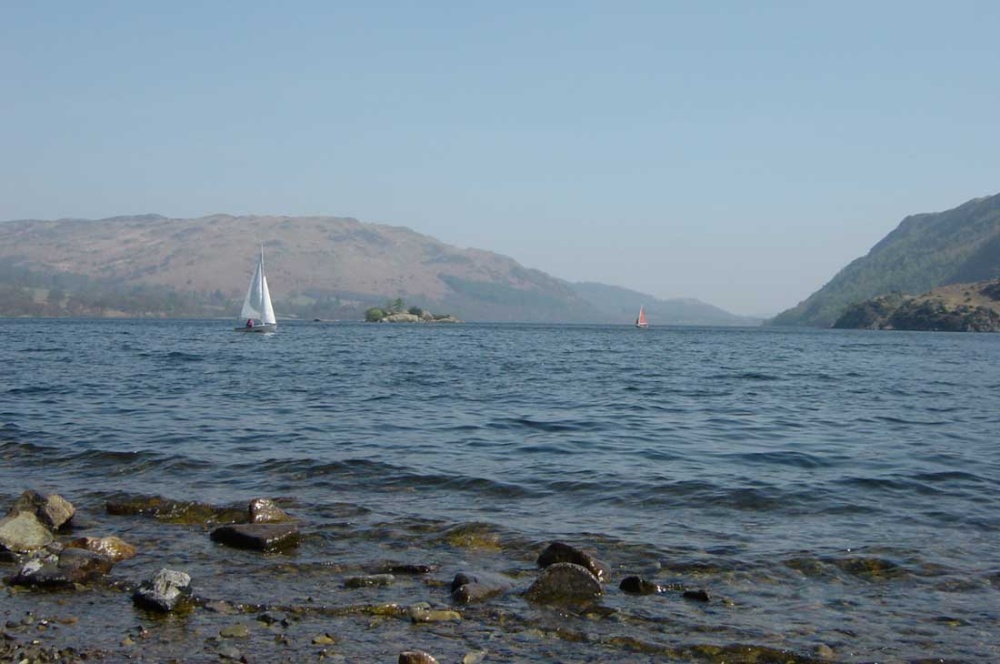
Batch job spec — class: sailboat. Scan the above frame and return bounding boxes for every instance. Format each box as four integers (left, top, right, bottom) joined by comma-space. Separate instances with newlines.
235, 246, 277, 333
635, 305, 649, 329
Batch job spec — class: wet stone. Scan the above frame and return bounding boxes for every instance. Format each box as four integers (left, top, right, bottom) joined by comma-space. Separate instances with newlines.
400, 650, 439, 664
450, 571, 515, 604
525, 562, 603, 603
248, 497, 295, 523
537, 541, 611, 583
620, 576, 661, 595
409, 607, 462, 623
344, 573, 395, 588
65, 535, 137, 562
132, 568, 192, 613
210, 523, 301, 552
0, 512, 54, 553
219, 623, 250, 639
682, 589, 710, 602
369, 561, 438, 575
9, 490, 76, 530
10, 548, 114, 589
106, 494, 245, 525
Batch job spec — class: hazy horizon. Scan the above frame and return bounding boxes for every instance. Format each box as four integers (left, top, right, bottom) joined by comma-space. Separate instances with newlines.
3, 2, 999, 316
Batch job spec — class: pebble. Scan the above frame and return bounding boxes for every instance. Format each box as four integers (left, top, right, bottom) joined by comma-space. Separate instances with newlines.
219, 623, 250, 639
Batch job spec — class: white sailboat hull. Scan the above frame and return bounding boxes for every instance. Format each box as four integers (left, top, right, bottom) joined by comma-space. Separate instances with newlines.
234, 324, 276, 334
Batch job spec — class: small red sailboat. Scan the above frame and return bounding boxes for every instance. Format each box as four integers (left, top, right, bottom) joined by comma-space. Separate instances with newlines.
635, 305, 649, 328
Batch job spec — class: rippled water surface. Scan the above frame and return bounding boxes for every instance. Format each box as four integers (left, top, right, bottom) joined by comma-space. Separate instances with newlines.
2, 319, 999, 662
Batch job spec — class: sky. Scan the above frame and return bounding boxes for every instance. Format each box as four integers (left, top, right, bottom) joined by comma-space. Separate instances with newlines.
2, 2, 999, 316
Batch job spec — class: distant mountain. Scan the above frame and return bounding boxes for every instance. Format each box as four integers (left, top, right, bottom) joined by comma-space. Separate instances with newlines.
771, 192, 1000, 327
572, 282, 761, 326
0, 213, 744, 323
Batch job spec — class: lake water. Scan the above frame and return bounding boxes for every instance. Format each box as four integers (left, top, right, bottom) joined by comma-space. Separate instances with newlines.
2, 319, 998, 662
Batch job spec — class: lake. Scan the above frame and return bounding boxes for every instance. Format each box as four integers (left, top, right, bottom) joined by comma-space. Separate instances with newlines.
2, 319, 998, 662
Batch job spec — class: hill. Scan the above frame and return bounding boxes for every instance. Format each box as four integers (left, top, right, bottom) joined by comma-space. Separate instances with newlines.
770, 192, 1000, 327
0, 213, 746, 324
832, 279, 1000, 332
572, 282, 761, 326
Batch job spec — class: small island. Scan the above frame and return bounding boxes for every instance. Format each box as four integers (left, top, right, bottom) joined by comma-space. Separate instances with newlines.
833, 280, 1000, 332
364, 298, 460, 324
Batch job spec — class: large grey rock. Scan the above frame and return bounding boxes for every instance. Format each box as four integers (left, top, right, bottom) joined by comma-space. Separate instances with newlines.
9, 490, 76, 530
525, 562, 603, 602
0, 512, 54, 553
537, 541, 610, 582
10, 548, 113, 589
210, 523, 301, 551
133, 568, 192, 612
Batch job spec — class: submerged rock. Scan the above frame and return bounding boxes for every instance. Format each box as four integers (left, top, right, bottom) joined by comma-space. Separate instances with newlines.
682, 589, 710, 602
106, 494, 245, 525
344, 573, 396, 588
619, 576, 661, 595
8, 490, 76, 530
132, 568, 192, 612
537, 541, 611, 583
409, 606, 462, 623
0, 511, 55, 553
525, 562, 603, 602
10, 548, 114, 588
210, 523, 301, 552
450, 571, 515, 604
368, 561, 438, 575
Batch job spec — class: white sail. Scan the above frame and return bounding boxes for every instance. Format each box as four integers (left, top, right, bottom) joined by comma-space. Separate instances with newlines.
260, 274, 276, 326
236, 246, 276, 332
240, 258, 265, 321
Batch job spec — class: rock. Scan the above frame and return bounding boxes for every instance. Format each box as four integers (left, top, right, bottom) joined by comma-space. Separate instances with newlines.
10, 548, 114, 588
312, 633, 336, 645
210, 523, 301, 552
65, 535, 137, 562
9, 490, 76, 530
619, 576, 661, 595
450, 571, 515, 604
399, 651, 439, 664
814, 643, 836, 660
381, 312, 421, 323
0, 511, 54, 553
537, 541, 610, 583
106, 494, 245, 525
682, 589, 710, 602
219, 623, 250, 639
132, 568, 192, 612
368, 561, 437, 575
248, 498, 295, 523
344, 573, 395, 588
409, 607, 462, 623
525, 562, 603, 603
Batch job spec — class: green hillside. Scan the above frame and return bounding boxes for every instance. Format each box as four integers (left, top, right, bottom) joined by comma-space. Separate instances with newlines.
771, 193, 1000, 327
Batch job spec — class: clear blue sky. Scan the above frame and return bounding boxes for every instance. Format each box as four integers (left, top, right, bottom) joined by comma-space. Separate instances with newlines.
3, 2, 999, 315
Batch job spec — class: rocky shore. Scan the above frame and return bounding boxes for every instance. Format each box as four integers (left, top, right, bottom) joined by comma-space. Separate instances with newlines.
832, 279, 1000, 331
1, 489, 836, 662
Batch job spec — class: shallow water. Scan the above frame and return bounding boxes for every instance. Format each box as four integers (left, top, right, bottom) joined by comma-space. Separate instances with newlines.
2, 319, 999, 661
